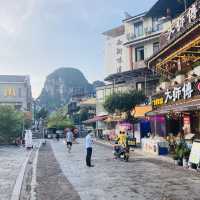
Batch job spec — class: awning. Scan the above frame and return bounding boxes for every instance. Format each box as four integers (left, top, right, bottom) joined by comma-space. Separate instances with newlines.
147, 98, 200, 116
132, 105, 152, 118
83, 115, 108, 124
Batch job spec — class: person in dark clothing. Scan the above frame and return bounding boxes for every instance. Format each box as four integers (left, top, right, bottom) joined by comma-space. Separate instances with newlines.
85, 132, 94, 167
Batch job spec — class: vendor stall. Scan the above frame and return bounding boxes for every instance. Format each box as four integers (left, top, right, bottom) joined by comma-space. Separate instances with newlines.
141, 136, 169, 155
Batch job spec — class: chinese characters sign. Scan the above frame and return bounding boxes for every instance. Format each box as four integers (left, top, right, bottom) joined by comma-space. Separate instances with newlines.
167, 0, 200, 41
116, 39, 123, 72
164, 82, 193, 103
152, 81, 200, 107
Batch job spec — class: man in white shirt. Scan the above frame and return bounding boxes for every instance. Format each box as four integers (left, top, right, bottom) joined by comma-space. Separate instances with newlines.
85, 131, 94, 167
66, 129, 73, 153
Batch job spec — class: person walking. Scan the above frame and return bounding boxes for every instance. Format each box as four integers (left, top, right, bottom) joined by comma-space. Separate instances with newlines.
85, 131, 94, 167
66, 128, 73, 153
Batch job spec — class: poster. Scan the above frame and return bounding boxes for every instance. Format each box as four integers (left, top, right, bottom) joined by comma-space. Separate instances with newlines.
189, 140, 200, 164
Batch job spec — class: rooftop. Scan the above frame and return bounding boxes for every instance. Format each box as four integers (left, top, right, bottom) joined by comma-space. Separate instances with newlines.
102, 25, 124, 38
0, 75, 29, 83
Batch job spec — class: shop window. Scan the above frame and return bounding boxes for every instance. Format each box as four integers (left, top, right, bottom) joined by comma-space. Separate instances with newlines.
134, 22, 143, 37
135, 47, 144, 61
153, 42, 160, 54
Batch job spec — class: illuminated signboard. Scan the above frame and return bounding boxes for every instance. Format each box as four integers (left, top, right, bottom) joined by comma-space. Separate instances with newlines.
167, 0, 200, 41
151, 81, 200, 107
4, 88, 16, 97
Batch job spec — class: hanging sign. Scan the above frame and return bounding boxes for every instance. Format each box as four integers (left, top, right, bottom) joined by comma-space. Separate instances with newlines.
167, 0, 200, 41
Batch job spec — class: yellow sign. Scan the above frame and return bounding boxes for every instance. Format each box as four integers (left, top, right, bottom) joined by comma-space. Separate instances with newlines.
152, 97, 164, 106
4, 88, 16, 97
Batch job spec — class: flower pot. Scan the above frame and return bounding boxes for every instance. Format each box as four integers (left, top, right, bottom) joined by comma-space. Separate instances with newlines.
183, 158, 188, 168
174, 160, 178, 166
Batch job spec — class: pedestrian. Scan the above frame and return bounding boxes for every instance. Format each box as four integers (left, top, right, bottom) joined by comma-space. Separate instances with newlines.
85, 131, 94, 167
56, 133, 60, 141
66, 128, 73, 153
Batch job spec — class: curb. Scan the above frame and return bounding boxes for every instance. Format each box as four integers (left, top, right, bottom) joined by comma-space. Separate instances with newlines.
11, 149, 32, 200
30, 141, 41, 200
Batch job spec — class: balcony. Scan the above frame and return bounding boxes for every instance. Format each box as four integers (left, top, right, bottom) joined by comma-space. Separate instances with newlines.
126, 26, 162, 44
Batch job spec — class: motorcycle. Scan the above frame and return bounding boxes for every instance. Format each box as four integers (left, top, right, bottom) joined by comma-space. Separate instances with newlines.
113, 145, 129, 162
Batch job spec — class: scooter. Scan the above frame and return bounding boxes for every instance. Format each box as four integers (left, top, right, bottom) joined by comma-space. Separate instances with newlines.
113, 145, 129, 162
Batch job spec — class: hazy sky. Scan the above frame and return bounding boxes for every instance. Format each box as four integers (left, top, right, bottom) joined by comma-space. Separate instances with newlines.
0, 0, 157, 98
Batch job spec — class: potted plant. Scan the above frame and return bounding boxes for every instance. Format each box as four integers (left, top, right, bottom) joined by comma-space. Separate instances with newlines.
182, 147, 191, 168
173, 154, 179, 166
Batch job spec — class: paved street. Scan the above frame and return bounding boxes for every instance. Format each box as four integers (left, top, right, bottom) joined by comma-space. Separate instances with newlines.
0, 146, 29, 200
49, 139, 200, 200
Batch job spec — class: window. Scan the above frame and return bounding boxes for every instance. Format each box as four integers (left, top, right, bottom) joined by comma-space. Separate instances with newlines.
134, 22, 143, 37
152, 17, 162, 32
153, 42, 160, 54
137, 83, 142, 91
135, 47, 144, 61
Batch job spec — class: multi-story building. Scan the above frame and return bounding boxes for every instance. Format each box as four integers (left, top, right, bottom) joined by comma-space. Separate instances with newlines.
95, 0, 195, 133
146, 0, 200, 138
0, 75, 32, 111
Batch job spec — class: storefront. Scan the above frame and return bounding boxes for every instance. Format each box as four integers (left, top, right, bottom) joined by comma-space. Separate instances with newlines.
146, 0, 200, 139
148, 80, 200, 137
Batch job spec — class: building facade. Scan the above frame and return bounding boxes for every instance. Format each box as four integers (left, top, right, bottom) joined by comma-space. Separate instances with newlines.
146, 0, 200, 138
0, 75, 32, 111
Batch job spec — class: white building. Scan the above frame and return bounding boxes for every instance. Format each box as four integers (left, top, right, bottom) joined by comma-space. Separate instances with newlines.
0, 75, 32, 111
103, 26, 129, 76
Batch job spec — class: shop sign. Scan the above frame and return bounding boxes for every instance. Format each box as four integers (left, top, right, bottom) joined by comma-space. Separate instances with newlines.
165, 82, 193, 103
152, 97, 164, 106
167, 0, 200, 41
4, 88, 16, 97
151, 80, 200, 107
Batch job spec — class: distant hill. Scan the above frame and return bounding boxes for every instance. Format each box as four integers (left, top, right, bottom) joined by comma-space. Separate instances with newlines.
38, 68, 94, 111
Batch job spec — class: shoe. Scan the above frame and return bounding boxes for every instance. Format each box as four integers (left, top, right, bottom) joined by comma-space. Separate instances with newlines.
88, 165, 94, 167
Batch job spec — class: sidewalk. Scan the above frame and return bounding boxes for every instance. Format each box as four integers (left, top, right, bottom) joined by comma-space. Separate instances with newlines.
0, 146, 30, 200
94, 138, 174, 164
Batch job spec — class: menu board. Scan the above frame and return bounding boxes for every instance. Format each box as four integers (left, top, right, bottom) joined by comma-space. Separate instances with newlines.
189, 140, 200, 164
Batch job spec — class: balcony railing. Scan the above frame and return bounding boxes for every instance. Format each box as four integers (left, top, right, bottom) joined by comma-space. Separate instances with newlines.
126, 26, 162, 42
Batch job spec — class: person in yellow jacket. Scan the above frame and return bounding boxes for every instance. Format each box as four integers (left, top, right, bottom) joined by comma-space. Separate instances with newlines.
117, 131, 127, 147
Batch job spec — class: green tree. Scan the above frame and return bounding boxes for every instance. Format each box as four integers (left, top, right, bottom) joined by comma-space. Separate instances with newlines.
36, 107, 48, 120
104, 90, 146, 114
47, 109, 73, 130
0, 106, 23, 144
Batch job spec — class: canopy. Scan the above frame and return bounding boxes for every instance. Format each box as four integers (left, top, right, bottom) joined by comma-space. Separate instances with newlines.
83, 115, 108, 124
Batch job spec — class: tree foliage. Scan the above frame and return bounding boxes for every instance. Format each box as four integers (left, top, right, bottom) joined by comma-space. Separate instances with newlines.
36, 107, 48, 120
0, 106, 23, 144
103, 90, 146, 114
47, 109, 73, 130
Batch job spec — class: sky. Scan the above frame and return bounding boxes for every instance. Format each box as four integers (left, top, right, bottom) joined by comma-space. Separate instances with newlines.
0, 0, 157, 98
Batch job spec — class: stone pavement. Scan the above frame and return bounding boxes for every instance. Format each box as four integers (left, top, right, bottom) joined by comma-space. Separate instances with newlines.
51, 139, 200, 200
0, 146, 29, 200
93, 138, 175, 164
35, 142, 81, 200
